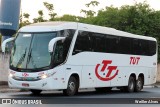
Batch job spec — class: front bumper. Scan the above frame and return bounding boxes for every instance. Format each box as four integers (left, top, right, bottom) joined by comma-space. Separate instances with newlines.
8, 76, 64, 90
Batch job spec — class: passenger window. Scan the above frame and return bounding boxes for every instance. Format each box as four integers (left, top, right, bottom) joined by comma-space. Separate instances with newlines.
73, 31, 91, 55
106, 35, 119, 53
132, 39, 141, 55
149, 41, 156, 56
140, 40, 149, 55
72, 30, 156, 56
91, 33, 106, 52
119, 37, 131, 54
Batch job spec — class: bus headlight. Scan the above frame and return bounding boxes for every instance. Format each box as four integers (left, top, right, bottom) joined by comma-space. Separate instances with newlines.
9, 73, 14, 78
40, 74, 48, 79
38, 72, 56, 79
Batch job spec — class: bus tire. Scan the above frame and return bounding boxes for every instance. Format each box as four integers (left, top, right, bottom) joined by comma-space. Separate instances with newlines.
125, 76, 135, 93
135, 77, 143, 92
63, 76, 78, 96
30, 89, 42, 95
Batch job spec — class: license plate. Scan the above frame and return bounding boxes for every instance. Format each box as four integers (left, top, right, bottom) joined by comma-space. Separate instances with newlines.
22, 83, 29, 87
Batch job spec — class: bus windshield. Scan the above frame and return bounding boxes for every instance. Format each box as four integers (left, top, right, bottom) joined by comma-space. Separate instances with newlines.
10, 32, 57, 71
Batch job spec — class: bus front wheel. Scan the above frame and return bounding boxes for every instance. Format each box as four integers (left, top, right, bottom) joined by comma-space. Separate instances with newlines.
30, 89, 42, 95
63, 76, 78, 96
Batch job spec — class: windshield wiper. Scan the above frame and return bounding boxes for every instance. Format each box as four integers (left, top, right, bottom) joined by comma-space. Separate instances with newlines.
16, 48, 27, 68
26, 48, 37, 68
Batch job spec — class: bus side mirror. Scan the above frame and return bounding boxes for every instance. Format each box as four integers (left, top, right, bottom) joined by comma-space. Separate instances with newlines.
1, 37, 15, 53
48, 37, 66, 52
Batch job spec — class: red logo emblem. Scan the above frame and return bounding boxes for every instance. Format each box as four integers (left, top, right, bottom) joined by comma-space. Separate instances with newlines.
95, 60, 119, 81
130, 57, 140, 65
22, 73, 29, 77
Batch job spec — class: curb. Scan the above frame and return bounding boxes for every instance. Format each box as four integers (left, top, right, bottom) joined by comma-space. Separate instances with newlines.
0, 89, 21, 93
0, 82, 28, 93
144, 85, 160, 88
0, 86, 29, 93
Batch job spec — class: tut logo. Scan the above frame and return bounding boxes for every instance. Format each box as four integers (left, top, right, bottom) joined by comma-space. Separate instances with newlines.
95, 60, 119, 81
130, 57, 140, 65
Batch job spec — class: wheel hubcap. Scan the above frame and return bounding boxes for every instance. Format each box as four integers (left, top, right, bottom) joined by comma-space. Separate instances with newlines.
69, 82, 75, 91
129, 81, 134, 90
137, 80, 142, 90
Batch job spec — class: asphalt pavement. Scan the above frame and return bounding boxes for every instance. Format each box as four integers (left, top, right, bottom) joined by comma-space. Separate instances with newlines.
0, 82, 160, 93
0, 84, 160, 106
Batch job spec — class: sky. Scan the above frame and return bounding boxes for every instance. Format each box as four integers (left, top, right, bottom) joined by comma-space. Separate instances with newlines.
21, 0, 160, 22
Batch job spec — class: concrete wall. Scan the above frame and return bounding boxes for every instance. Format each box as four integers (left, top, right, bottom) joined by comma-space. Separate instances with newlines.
0, 53, 9, 81
157, 64, 160, 82
0, 53, 160, 82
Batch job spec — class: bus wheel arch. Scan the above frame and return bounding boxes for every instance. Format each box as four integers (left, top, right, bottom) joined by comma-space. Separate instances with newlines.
63, 73, 80, 96
71, 73, 80, 89
135, 73, 144, 92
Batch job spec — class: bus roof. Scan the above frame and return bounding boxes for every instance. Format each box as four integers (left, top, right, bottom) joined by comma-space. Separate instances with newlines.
19, 21, 156, 41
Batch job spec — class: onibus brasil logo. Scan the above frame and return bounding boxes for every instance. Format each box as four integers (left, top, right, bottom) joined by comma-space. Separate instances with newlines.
95, 60, 119, 81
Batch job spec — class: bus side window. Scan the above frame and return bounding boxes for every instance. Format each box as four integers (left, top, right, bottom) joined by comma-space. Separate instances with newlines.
106, 35, 119, 53
140, 40, 149, 55
53, 41, 64, 66
132, 39, 140, 55
149, 41, 156, 56
73, 31, 90, 55
119, 37, 131, 54
91, 33, 105, 52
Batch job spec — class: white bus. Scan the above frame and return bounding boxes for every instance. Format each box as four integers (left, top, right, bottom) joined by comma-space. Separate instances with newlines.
2, 22, 157, 96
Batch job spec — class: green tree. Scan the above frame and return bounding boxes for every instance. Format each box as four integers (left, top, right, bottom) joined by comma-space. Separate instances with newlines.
23, 13, 30, 24
33, 10, 46, 23
85, 1, 99, 7
23, 13, 30, 19
94, 6, 119, 28
56, 14, 77, 21
94, 2, 158, 36
81, 0, 99, 18
19, 12, 31, 28
79, 1, 99, 24
43, 2, 57, 21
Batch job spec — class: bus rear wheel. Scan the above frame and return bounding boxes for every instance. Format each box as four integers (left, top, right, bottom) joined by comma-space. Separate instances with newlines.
124, 76, 135, 93
30, 89, 42, 95
63, 76, 78, 96
135, 77, 143, 92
